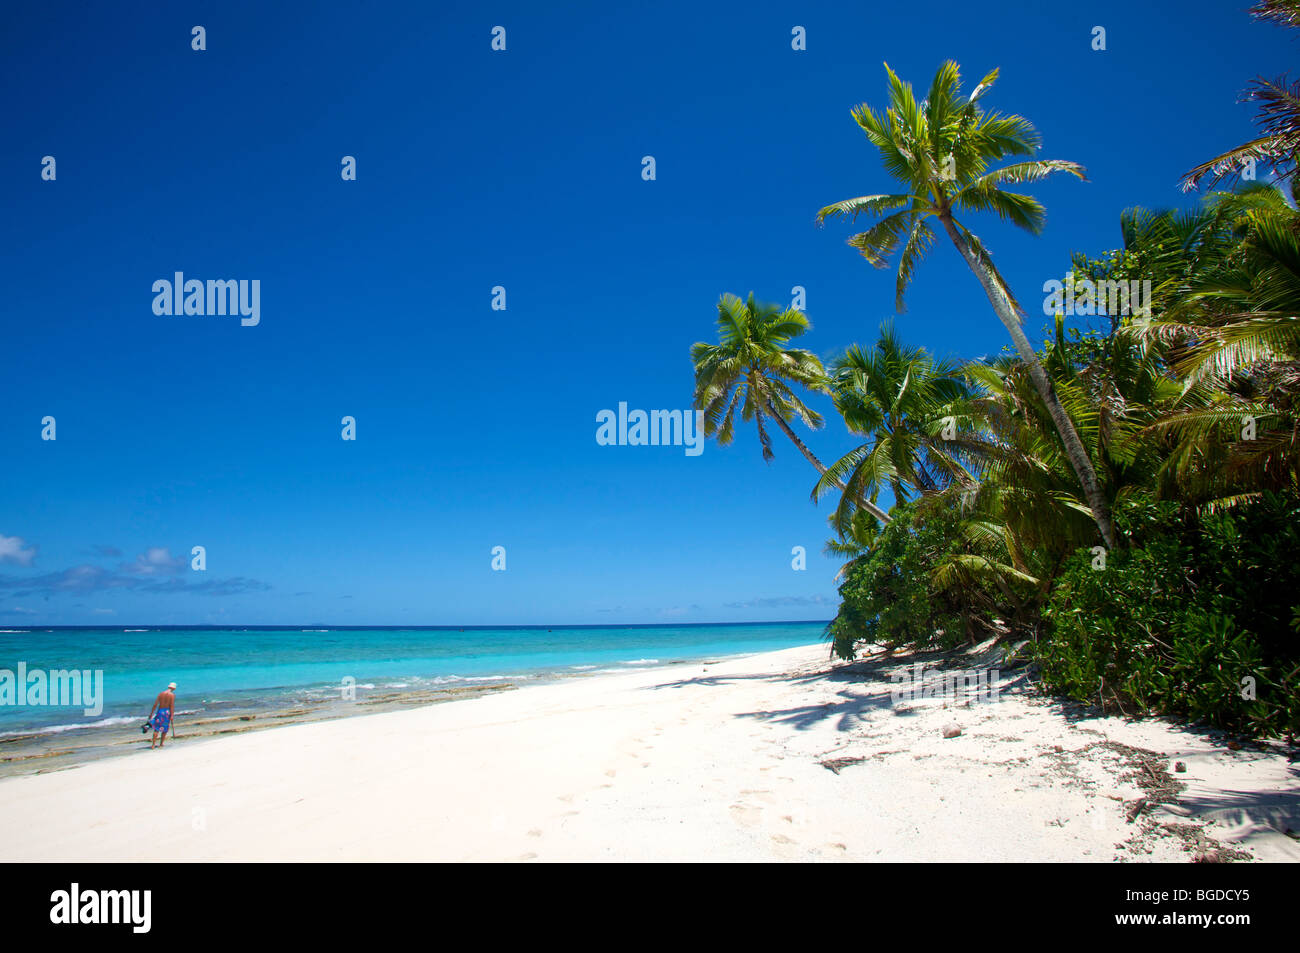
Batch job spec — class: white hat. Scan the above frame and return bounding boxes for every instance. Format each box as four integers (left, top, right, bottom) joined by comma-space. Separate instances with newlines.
167, 682, 177, 690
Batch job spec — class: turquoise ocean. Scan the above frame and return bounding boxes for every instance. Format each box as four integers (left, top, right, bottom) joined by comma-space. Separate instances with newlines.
0, 622, 828, 738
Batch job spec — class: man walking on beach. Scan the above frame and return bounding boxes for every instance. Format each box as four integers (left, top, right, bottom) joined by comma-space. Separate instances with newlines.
148, 682, 178, 749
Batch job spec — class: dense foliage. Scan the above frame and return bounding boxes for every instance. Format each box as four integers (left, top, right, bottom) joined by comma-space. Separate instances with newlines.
695, 5, 1300, 739
1038, 494, 1300, 735
829, 503, 989, 658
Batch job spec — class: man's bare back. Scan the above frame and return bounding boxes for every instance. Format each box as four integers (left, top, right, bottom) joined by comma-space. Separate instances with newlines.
149, 685, 177, 748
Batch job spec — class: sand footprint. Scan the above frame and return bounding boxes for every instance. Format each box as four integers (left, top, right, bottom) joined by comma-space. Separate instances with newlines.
729, 803, 761, 827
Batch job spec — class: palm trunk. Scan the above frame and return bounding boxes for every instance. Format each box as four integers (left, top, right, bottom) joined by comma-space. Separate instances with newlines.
767, 408, 893, 524
937, 214, 1118, 551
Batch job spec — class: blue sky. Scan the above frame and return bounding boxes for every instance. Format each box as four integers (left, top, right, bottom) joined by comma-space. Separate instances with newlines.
0, 0, 1292, 626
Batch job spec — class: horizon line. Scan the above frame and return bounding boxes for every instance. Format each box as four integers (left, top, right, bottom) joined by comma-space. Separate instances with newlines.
0, 619, 833, 631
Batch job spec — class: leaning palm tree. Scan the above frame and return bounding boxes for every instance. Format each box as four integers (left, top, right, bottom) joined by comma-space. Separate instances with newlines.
1179, 75, 1300, 193
691, 292, 891, 522
815, 60, 1118, 549
1180, 1, 1300, 192
814, 322, 972, 533
1253, 0, 1300, 26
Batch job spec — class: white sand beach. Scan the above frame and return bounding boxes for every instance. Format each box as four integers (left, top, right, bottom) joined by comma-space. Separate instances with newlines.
0, 643, 1295, 862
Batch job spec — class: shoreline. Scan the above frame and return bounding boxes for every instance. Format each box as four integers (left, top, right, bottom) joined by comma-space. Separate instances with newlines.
0, 641, 1295, 862
0, 681, 518, 780
0, 623, 829, 779
0, 638, 822, 780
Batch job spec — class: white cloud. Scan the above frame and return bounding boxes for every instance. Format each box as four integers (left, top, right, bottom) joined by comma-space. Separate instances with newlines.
124, 547, 186, 576
723, 594, 834, 610
0, 535, 36, 567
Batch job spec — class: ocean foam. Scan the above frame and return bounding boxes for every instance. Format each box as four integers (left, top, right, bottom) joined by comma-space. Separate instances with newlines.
0, 715, 138, 737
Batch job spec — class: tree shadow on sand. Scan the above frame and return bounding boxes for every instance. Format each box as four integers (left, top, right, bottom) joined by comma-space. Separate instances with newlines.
647, 649, 1033, 733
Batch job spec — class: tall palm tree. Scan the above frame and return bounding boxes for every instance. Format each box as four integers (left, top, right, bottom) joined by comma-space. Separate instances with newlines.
813, 322, 972, 533
691, 293, 892, 522
815, 60, 1118, 550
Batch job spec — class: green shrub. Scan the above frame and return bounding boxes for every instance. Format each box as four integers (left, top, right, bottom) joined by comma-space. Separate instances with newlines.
827, 503, 1000, 659
1037, 493, 1300, 737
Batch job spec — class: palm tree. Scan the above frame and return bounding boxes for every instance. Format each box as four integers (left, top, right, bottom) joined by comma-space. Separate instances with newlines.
1067, 204, 1236, 331
822, 510, 879, 582
815, 60, 1118, 550
691, 293, 892, 522
1157, 187, 1300, 387
813, 322, 972, 533
1180, 1, 1300, 192
1179, 76, 1300, 193
1253, 0, 1300, 26
1132, 186, 1300, 501
953, 355, 1104, 575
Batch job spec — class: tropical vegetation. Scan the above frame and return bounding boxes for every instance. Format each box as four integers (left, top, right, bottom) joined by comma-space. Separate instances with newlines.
691, 3, 1300, 738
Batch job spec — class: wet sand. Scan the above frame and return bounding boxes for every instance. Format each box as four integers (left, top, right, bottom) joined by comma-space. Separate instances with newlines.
0, 682, 514, 779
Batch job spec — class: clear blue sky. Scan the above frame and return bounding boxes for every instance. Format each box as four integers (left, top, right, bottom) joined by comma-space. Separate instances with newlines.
1, 0, 1291, 625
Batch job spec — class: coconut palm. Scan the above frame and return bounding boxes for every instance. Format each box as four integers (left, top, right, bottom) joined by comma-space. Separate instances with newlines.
822, 509, 880, 582
1180, 1, 1300, 192
1132, 186, 1300, 501
815, 60, 1118, 550
691, 293, 892, 522
1179, 76, 1300, 193
813, 322, 973, 533
1158, 187, 1300, 386
959, 358, 1098, 554
1066, 204, 1237, 332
